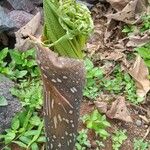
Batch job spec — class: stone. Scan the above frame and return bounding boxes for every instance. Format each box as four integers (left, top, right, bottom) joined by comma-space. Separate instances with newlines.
7, 0, 34, 12
135, 119, 142, 127
8, 10, 33, 29
31, 0, 43, 5
0, 6, 15, 33
0, 74, 22, 134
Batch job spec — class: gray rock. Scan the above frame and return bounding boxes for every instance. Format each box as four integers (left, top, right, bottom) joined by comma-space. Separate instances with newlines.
0, 74, 22, 134
31, 0, 43, 5
0, 6, 15, 33
135, 119, 142, 127
7, 0, 34, 12
8, 10, 33, 29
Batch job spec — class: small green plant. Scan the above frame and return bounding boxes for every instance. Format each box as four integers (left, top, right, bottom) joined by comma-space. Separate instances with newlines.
0, 109, 45, 150
11, 79, 43, 109
0, 48, 39, 80
84, 58, 103, 99
141, 15, 150, 32
136, 42, 150, 68
124, 74, 143, 104
75, 129, 91, 150
112, 130, 127, 150
134, 139, 149, 150
82, 109, 110, 140
122, 25, 135, 35
95, 140, 105, 150
103, 68, 124, 94
0, 96, 8, 106
102, 66, 141, 104
0, 48, 9, 75
0, 47, 45, 149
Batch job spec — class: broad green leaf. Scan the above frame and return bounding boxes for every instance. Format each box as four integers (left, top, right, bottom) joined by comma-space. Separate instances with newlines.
11, 117, 20, 130
0, 48, 8, 61
4, 131, 16, 144
12, 141, 27, 148
30, 115, 41, 126
37, 136, 46, 143
31, 142, 39, 150
0, 96, 8, 106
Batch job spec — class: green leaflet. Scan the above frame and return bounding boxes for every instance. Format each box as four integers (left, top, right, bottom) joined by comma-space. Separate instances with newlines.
43, 0, 94, 59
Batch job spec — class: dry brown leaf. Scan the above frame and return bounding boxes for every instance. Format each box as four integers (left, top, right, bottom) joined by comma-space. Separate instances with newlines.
126, 31, 150, 48
106, 0, 130, 11
15, 12, 42, 51
106, 0, 138, 24
100, 50, 125, 61
94, 101, 108, 114
106, 96, 133, 122
128, 55, 150, 98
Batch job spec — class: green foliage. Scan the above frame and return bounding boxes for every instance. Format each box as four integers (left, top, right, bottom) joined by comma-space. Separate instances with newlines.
136, 43, 150, 68
0, 109, 45, 150
122, 25, 135, 35
0, 47, 44, 149
82, 110, 110, 140
124, 74, 143, 104
134, 139, 149, 150
11, 79, 43, 109
0, 48, 9, 75
112, 130, 127, 150
84, 58, 103, 99
103, 67, 141, 104
75, 129, 91, 150
103, 68, 124, 94
0, 48, 39, 80
83, 59, 141, 104
0, 96, 8, 106
95, 140, 105, 150
141, 15, 150, 32
0, 79, 44, 149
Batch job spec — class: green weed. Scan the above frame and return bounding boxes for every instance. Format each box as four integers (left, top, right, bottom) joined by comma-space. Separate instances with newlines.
84, 58, 103, 99
134, 139, 149, 150
141, 15, 150, 32
82, 110, 110, 140
0, 48, 45, 150
0, 48, 39, 80
11, 79, 43, 109
75, 129, 91, 150
122, 25, 135, 35
136, 42, 150, 68
103, 67, 140, 104
0, 96, 8, 107
112, 130, 127, 150
0, 109, 45, 150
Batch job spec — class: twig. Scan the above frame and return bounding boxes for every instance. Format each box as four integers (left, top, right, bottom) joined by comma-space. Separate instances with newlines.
129, 103, 149, 113
143, 126, 150, 140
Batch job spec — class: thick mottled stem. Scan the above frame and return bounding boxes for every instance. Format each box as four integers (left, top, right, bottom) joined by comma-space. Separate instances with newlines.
35, 44, 85, 150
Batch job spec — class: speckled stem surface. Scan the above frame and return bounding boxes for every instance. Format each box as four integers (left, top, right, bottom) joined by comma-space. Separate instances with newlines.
35, 44, 85, 150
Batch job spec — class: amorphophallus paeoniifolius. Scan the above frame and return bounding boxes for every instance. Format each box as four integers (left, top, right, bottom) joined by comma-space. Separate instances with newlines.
34, 0, 94, 149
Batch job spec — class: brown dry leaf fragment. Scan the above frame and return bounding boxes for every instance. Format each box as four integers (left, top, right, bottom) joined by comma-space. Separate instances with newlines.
106, 0, 130, 11
126, 31, 150, 48
106, 96, 133, 122
15, 12, 42, 51
128, 55, 150, 98
100, 50, 125, 61
94, 101, 108, 114
106, 0, 138, 24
